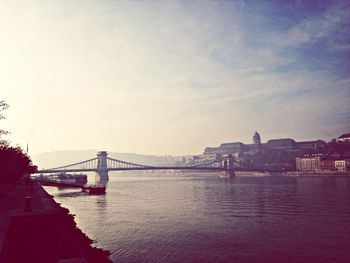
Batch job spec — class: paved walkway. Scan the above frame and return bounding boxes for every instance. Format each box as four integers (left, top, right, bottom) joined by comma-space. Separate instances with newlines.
0, 179, 58, 260
0, 181, 28, 252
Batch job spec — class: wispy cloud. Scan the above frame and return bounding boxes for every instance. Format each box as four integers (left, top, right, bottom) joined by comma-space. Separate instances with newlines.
267, 1, 350, 48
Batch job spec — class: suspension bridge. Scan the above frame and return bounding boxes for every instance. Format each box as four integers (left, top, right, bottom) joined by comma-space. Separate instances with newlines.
37, 151, 236, 183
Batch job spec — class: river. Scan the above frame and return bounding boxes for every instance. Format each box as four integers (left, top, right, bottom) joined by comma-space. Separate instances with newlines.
44, 173, 350, 263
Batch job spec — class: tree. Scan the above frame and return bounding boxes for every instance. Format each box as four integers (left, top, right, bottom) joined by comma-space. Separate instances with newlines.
0, 100, 37, 183
0, 100, 9, 119
0, 145, 37, 183
0, 100, 9, 142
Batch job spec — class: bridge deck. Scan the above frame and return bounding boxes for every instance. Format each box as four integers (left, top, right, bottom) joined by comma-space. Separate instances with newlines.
37, 166, 230, 173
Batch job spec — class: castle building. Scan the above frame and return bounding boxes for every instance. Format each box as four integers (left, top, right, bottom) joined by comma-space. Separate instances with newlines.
204, 132, 325, 156
266, 138, 295, 151
202, 131, 349, 172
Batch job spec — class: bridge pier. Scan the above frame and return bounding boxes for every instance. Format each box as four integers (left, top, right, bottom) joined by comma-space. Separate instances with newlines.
228, 154, 235, 177
96, 151, 109, 184
95, 170, 109, 184
223, 153, 235, 177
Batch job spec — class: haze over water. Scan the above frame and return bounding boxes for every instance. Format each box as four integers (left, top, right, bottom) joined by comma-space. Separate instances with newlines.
45, 173, 350, 263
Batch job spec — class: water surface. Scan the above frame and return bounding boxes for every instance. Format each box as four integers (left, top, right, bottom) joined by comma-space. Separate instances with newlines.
45, 174, 350, 263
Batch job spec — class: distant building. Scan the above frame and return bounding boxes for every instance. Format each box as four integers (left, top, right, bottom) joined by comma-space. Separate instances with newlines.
295, 155, 321, 172
220, 142, 244, 153
204, 142, 243, 156
334, 160, 350, 172
204, 132, 324, 156
319, 158, 336, 172
203, 132, 328, 171
204, 147, 225, 155
189, 153, 223, 167
243, 144, 259, 156
295, 155, 350, 172
296, 140, 325, 151
337, 133, 350, 143
266, 138, 296, 151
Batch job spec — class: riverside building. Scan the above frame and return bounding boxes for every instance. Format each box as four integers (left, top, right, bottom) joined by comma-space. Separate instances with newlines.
334, 160, 350, 172
337, 133, 350, 143
296, 155, 350, 173
295, 155, 336, 172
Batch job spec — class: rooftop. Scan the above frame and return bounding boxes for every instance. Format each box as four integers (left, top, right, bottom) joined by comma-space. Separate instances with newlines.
267, 138, 296, 143
220, 142, 244, 148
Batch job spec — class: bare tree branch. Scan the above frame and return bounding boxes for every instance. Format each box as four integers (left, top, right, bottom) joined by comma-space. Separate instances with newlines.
0, 100, 10, 138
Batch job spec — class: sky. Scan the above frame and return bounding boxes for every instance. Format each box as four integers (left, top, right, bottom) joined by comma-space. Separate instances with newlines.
0, 0, 350, 155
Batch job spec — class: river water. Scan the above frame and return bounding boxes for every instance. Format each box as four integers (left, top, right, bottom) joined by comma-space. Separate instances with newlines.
45, 173, 350, 263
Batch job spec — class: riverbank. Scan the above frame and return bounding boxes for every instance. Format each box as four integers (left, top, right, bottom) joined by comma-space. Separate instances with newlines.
235, 171, 350, 177
0, 179, 112, 263
139, 170, 350, 178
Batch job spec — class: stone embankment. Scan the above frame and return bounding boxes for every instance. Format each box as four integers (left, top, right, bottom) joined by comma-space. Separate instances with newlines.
0, 179, 112, 263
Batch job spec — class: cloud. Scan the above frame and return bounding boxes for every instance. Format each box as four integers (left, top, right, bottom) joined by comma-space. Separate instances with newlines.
268, 2, 350, 49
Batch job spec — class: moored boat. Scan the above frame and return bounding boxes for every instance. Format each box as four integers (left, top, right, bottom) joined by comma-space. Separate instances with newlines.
84, 184, 106, 195
37, 173, 88, 185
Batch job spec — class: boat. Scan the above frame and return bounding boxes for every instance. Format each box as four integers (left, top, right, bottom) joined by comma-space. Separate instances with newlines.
85, 184, 106, 195
54, 173, 88, 185
37, 173, 88, 185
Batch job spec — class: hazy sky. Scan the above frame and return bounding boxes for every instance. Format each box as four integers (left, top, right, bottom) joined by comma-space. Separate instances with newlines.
1, 0, 350, 155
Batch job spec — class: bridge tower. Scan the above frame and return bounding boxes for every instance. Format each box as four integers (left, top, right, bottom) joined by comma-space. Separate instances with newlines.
227, 154, 235, 177
96, 151, 109, 183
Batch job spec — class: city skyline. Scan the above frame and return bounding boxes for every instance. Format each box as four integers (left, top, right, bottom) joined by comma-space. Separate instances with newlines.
1, 0, 350, 155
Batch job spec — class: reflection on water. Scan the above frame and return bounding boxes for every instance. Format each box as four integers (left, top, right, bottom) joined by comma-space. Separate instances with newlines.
45, 174, 350, 263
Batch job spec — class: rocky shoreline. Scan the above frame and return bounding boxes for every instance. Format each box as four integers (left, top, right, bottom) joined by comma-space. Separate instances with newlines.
53, 206, 112, 262
45, 190, 112, 263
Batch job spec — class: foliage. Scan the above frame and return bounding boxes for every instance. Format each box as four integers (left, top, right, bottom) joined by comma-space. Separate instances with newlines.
0, 100, 9, 119
323, 140, 350, 155
0, 100, 37, 183
0, 145, 37, 183
0, 100, 9, 140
